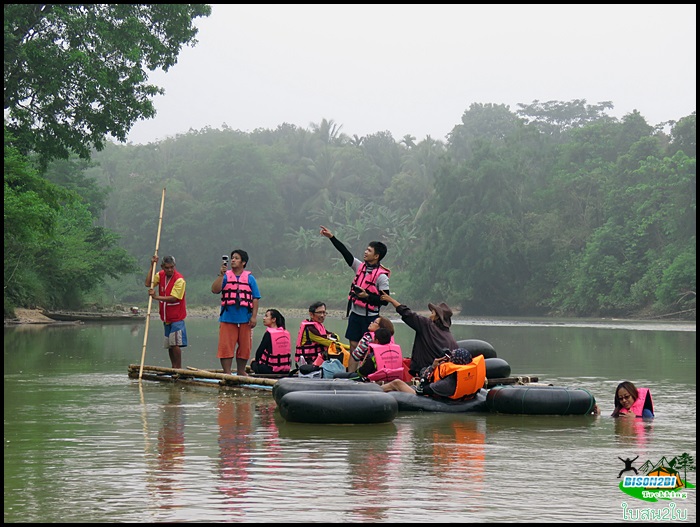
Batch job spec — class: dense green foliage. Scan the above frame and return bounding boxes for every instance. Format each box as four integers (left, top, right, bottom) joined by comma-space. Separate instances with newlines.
79, 108, 695, 319
4, 133, 138, 313
4, 3, 211, 168
4, 4, 210, 315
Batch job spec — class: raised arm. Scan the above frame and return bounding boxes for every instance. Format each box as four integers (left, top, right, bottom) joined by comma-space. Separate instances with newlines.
381, 293, 401, 309
211, 260, 228, 293
320, 225, 354, 266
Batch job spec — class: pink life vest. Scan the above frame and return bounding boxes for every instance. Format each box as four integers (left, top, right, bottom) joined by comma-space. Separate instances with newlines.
295, 320, 327, 365
220, 270, 253, 310
349, 263, 390, 313
260, 327, 292, 372
620, 387, 654, 417
366, 342, 404, 383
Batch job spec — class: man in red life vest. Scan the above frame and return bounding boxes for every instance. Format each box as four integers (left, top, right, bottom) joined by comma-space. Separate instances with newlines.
146, 255, 187, 369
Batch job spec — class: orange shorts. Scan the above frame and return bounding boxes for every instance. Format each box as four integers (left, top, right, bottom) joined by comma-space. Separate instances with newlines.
217, 322, 253, 360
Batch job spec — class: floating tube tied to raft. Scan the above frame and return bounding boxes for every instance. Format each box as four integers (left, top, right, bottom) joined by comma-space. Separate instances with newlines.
278, 390, 398, 424
484, 357, 511, 379
272, 376, 383, 404
388, 388, 490, 413
486, 385, 597, 415
455, 339, 497, 359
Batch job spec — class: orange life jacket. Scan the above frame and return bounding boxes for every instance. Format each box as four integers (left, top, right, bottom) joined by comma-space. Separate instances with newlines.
432, 355, 486, 400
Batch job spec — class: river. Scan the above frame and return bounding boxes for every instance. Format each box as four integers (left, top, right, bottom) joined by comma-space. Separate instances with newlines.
4, 316, 696, 523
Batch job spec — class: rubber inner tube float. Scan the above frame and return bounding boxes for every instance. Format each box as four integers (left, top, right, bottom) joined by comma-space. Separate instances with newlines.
485, 357, 511, 379
388, 388, 490, 413
278, 390, 398, 424
272, 376, 383, 404
456, 339, 497, 359
486, 385, 596, 415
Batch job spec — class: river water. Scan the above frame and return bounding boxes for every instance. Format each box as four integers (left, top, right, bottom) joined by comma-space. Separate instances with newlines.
4, 316, 696, 523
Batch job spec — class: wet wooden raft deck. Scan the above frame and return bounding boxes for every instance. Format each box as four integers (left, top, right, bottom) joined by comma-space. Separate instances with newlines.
128, 364, 538, 391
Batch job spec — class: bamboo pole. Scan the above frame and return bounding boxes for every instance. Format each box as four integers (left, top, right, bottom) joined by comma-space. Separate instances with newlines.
138, 188, 166, 380
130, 364, 278, 387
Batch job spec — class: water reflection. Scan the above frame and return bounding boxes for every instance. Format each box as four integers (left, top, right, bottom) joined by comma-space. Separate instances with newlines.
429, 418, 486, 485
614, 416, 654, 448
255, 400, 283, 471
154, 387, 186, 507
345, 425, 402, 522
217, 394, 253, 506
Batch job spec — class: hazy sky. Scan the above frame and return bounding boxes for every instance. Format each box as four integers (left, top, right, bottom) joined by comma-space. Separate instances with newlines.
125, 4, 696, 145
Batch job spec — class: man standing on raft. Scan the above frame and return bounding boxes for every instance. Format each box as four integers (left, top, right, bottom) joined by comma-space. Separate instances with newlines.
319, 225, 390, 352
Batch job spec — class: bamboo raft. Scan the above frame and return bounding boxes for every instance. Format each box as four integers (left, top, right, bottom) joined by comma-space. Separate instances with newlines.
128, 364, 538, 391
128, 364, 277, 390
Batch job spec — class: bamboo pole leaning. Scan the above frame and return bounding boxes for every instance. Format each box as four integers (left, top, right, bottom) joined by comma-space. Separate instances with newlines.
138, 188, 166, 380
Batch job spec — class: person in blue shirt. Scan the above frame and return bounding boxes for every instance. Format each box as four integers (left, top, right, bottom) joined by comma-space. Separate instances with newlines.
211, 249, 261, 375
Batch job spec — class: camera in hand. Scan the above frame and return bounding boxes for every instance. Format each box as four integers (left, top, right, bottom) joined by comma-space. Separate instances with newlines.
222, 254, 229, 263
351, 285, 363, 294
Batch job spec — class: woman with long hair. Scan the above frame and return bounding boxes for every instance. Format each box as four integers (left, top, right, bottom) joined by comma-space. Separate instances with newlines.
611, 381, 655, 418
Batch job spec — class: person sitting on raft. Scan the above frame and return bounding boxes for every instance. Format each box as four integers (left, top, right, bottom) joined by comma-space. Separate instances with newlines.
250, 309, 292, 374
348, 315, 395, 373
354, 327, 403, 383
380, 293, 458, 377
611, 381, 655, 418
382, 348, 485, 401
295, 301, 350, 368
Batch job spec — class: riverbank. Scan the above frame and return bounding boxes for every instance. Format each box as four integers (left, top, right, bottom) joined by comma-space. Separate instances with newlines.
6, 307, 694, 333
4, 307, 350, 325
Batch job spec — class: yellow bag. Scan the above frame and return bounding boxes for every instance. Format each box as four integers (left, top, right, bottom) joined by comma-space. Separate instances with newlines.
327, 342, 350, 369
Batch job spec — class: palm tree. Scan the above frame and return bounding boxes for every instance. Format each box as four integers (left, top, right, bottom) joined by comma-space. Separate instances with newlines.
310, 118, 347, 145
401, 134, 416, 149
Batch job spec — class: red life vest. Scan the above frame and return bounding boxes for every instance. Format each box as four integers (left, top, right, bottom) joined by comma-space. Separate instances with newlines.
295, 320, 327, 365
366, 342, 404, 383
349, 263, 390, 313
432, 355, 486, 400
620, 387, 654, 417
260, 327, 292, 373
220, 270, 253, 310
156, 269, 186, 323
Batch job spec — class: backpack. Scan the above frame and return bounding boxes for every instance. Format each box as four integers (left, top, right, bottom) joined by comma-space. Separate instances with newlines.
321, 358, 346, 379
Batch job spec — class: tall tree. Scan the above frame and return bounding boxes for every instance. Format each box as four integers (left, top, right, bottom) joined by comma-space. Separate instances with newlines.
4, 4, 209, 313
4, 3, 211, 167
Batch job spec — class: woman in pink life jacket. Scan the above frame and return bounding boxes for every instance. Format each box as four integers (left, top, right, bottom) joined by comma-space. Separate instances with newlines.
356, 327, 403, 382
611, 381, 655, 418
348, 315, 395, 373
250, 309, 292, 374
